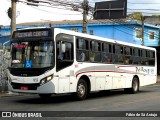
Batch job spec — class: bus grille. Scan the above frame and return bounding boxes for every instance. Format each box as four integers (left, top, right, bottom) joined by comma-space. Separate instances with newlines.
11, 82, 40, 90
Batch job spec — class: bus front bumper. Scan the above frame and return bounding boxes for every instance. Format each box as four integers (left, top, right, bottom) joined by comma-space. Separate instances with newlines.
8, 81, 56, 94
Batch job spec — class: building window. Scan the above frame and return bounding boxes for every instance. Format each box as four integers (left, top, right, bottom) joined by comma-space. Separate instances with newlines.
148, 30, 155, 40
90, 30, 94, 35
4, 32, 11, 36
70, 28, 78, 32
135, 28, 142, 39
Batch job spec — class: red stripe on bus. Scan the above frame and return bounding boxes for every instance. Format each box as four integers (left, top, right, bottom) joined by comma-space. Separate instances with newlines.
76, 70, 138, 78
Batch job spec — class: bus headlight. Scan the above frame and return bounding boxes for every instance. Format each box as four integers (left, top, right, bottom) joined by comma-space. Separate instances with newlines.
40, 75, 53, 86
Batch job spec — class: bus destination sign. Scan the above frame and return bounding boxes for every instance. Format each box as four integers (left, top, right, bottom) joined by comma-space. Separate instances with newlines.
14, 31, 49, 38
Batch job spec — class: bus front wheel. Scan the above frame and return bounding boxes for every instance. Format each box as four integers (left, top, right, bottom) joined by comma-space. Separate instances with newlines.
75, 79, 88, 100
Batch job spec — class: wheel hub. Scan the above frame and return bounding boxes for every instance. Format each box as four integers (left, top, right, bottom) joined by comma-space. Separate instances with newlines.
78, 83, 85, 97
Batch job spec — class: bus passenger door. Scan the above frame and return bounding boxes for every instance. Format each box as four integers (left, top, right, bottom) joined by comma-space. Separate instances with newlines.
56, 34, 74, 93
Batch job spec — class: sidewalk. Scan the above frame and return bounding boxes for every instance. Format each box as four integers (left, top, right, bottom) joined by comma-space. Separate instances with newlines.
0, 91, 21, 97
1, 76, 160, 97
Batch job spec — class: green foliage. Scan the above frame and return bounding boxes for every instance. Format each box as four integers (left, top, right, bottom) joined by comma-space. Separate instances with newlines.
152, 14, 160, 17
128, 12, 143, 21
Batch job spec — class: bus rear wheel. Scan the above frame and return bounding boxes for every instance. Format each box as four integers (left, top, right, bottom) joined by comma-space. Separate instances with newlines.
75, 79, 88, 100
125, 77, 139, 94
132, 77, 139, 93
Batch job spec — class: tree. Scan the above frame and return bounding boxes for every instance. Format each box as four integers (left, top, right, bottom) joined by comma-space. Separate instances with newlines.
128, 12, 143, 21
152, 14, 160, 17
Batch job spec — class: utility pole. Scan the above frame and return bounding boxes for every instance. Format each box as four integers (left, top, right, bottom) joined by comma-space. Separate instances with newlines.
82, 0, 88, 33
141, 15, 144, 46
11, 0, 17, 36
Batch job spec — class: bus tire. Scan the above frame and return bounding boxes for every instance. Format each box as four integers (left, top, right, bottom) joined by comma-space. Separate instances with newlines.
125, 77, 139, 94
75, 79, 88, 100
39, 94, 52, 98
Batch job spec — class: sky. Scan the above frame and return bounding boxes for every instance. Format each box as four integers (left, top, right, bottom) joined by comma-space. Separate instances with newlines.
0, 0, 160, 26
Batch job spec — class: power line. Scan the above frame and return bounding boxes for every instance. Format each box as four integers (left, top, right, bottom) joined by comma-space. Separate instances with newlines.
14, 0, 160, 38
127, 12, 160, 15
21, 2, 81, 15
18, 0, 85, 16
18, 0, 137, 38
19, 0, 159, 39
18, 0, 160, 17
19, 1, 78, 11
128, 8, 160, 11
128, 2, 160, 4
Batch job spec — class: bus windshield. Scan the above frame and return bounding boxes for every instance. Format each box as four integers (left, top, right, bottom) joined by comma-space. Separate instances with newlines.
11, 41, 54, 68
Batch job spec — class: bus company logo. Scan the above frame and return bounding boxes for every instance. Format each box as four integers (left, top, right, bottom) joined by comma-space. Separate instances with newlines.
2, 112, 11, 117
136, 67, 154, 74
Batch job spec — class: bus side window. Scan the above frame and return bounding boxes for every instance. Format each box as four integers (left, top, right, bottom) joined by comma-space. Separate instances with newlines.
76, 38, 89, 62
141, 49, 148, 65
102, 43, 112, 64
112, 44, 115, 63
149, 51, 155, 66
89, 40, 101, 63
124, 47, 131, 64
94, 41, 101, 62
114, 45, 123, 64
89, 40, 94, 62
133, 48, 141, 65
119, 46, 124, 64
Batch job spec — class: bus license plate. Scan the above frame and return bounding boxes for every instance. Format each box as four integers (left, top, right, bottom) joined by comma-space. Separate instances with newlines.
20, 86, 28, 90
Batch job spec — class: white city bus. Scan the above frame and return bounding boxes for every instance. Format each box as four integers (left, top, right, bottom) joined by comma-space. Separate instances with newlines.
8, 28, 157, 100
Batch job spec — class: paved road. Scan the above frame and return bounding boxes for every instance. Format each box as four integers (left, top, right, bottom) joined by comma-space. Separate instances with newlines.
0, 84, 160, 120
